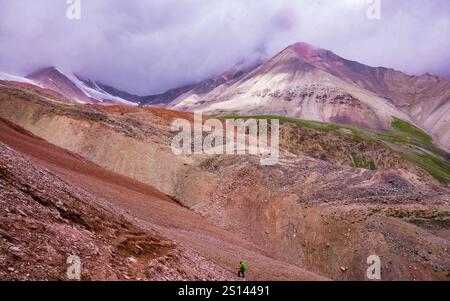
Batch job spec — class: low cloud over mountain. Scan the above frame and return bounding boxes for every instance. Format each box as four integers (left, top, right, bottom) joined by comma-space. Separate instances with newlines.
0, 0, 449, 95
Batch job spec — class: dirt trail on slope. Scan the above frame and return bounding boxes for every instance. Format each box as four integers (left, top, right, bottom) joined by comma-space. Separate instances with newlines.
0, 118, 325, 280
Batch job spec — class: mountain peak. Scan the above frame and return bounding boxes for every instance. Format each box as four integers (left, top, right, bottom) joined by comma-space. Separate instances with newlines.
25, 66, 139, 105
286, 42, 320, 58
27, 66, 64, 78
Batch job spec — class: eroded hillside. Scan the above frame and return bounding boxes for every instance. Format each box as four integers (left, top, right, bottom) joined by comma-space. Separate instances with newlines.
0, 83, 449, 280
0, 141, 234, 280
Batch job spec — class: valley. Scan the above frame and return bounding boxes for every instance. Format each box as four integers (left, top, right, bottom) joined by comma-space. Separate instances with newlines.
0, 81, 449, 280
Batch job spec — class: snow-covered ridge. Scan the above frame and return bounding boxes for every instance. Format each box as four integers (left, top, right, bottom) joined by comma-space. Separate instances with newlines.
69, 74, 137, 106
2, 67, 137, 106
0, 72, 43, 87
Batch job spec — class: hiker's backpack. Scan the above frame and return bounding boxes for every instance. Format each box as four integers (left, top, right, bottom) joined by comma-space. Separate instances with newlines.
241, 263, 247, 271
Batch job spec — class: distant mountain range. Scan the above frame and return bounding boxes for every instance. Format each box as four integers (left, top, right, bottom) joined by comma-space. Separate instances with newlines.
1, 42, 450, 281
165, 42, 450, 151
0, 42, 449, 150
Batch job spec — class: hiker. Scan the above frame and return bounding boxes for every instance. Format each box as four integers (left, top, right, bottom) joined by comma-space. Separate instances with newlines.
238, 262, 247, 278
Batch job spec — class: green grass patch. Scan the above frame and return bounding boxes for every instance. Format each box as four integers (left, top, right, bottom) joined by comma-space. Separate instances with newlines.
391, 118, 433, 145
218, 114, 350, 133
350, 154, 377, 170
216, 114, 450, 184
405, 152, 450, 184
380, 118, 450, 184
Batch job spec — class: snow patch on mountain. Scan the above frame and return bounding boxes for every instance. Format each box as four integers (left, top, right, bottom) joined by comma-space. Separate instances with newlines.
68, 74, 137, 106
0, 72, 42, 87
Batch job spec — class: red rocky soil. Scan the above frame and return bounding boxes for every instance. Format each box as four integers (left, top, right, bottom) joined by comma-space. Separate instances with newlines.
0, 119, 324, 281
0, 84, 449, 280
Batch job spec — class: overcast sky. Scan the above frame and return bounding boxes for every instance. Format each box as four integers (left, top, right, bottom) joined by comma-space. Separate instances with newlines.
0, 0, 449, 95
